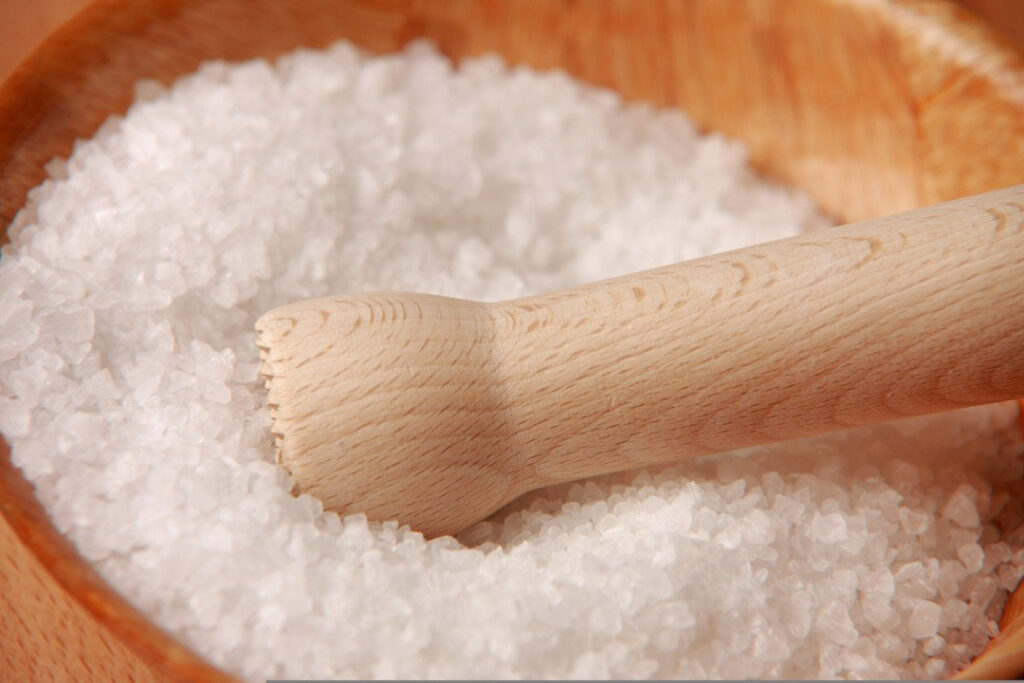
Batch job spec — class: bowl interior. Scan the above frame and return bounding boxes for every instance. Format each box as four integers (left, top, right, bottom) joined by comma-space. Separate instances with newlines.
1, 0, 1023, 679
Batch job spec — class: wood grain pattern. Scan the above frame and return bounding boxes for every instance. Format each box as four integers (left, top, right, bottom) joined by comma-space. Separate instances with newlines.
0, 0, 93, 84
954, 579, 1024, 679
0, 439, 231, 682
259, 186, 1024, 539
4, 1, 1018, 89
1, 0, 1023, 679
4, 0, 1024, 234
959, 0, 1024, 49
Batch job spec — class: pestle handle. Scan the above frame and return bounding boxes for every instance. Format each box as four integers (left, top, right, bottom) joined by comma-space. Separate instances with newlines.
493, 184, 1024, 487
257, 185, 1024, 538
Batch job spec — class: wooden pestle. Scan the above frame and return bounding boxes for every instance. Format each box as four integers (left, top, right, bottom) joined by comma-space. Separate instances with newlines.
256, 185, 1024, 538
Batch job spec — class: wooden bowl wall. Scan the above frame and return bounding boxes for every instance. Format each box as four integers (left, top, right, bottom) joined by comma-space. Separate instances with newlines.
1, 0, 1023, 680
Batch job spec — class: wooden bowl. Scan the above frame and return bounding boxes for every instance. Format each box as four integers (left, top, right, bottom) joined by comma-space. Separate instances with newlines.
1, 0, 1023, 679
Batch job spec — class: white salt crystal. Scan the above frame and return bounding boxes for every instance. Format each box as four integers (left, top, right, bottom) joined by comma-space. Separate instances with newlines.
1, 39, 1020, 682
863, 567, 895, 600
997, 562, 1024, 592
56, 413, 106, 453
840, 651, 869, 673
816, 601, 858, 646
771, 495, 804, 523
833, 569, 858, 597
898, 506, 930, 535
923, 657, 947, 679
720, 478, 746, 501
983, 542, 1014, 573
0, 309, 40, 361
0, 399, 32, 437
908, 601, 942, 639
37, 306, 95, 343
83, 368, 124, 401
751, 628, 791, 663
968, 576, 999, 610
895, 560, 925, 583
739, 509, 773, 545
818, 644, 843, 676
873, 632, 910, 661
937, 561, 967, 599
887, 461, 920, 491
942, 485, 981, 528
807, 512, 848, 544
760, 471, 784, 495
2, 366, 47, 404
957, 542, 985, 572
923, 634, 945, 656
713, 525, 742, 549
861, 596, 896, 630
941, 598, 970, 630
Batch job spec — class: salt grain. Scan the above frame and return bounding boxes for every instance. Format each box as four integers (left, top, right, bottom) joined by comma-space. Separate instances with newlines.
808, 512, 849, 544
909, 601, 943, 639
944, 485, 982, 529
2, 40, 1023, 680
958, 542, 986, 573
924, 658, 947, 679
817, 601, 859, 647
898, 507, 931, 535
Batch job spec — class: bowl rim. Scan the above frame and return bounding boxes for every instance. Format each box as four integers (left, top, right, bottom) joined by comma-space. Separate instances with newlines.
0, 437, 232, 680
0, 4, 237, 678
1, 0, 1023, 680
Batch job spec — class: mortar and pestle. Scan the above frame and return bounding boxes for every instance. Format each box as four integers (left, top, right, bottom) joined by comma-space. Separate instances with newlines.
259, 186, 1024, 539
3, 0, 1024, 679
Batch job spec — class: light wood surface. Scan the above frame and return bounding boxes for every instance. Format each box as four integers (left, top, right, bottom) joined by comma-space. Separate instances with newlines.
259, 186, 1024, 539
4, 2, 1022, 84
4, 0, 1024, 230
960, 0, 1024, 50
1, 0, 1023, 680
0, 439, 229, 681
0, 0, 92, 84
